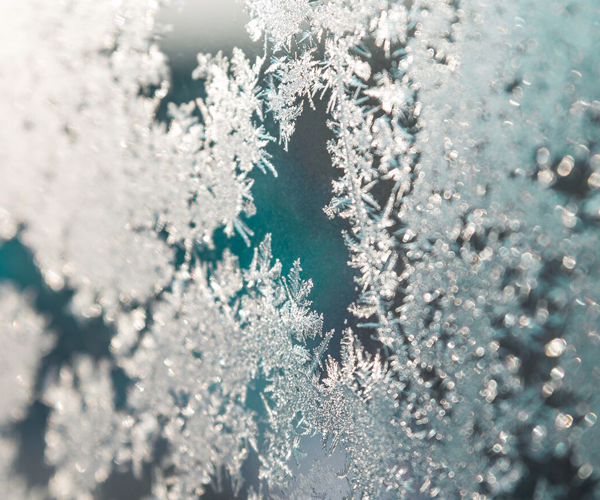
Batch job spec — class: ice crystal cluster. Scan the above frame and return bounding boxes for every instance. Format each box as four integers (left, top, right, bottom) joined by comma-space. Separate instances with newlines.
0, 1, 600, 499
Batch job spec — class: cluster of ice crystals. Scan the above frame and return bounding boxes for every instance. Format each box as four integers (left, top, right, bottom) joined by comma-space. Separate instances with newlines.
247, 0, 600, 498
44, 359, 125, 500
0, 284, 51, 499
0, 0, 172, 316
0, 0, 600, 499
0, 285, 52, 425
0, 0, 277, 497
0, 0, 273, 318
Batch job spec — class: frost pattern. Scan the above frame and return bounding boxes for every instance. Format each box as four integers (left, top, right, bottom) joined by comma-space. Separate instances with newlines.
44, 359, 125, 500
0, 285, 52, 425
247, 0, 600, 498
0, 1, 599, 500
0, 0, 272, 317
0, 285, 50, 499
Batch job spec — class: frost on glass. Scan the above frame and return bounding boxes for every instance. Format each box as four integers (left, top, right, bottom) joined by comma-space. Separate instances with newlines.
0, 284, 51, 499
0, 285, 52, 425
248, 0, 600, 498
0, 1, 599, 500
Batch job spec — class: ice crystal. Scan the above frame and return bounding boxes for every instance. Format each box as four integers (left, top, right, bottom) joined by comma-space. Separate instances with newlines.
44, 359, 125, 500
1, 0, 600, 499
